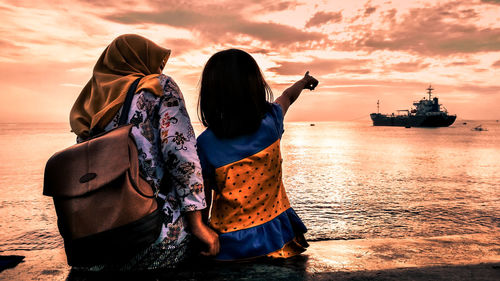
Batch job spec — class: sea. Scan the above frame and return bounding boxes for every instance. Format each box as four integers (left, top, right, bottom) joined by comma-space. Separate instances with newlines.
0, 120, 499, 253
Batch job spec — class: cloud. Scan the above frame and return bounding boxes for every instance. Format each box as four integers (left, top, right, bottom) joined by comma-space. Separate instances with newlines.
162, 38, 201, 56
257, 1, 299, 12
267, 58, 371, 76
455, 83, 500, 95
364, 6, 377, 17
382, 8, 397, 22
61, 83, 84, 88
458, 8, 479, 18
446, 60, 479, 66
0, 39, 24, 50
1, 0, 500, 122
104, 9, 325, 48
305, 11, 342, 28
389, 61, 430, 72
481, 0, 500, 5
341, 68, 372, 74
347, 2, 500, 55
78, 0, 299, 12
0, 39, 28, 61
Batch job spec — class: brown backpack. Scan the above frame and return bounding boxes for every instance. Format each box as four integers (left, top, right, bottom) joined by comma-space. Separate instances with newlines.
43, 78, 163, 266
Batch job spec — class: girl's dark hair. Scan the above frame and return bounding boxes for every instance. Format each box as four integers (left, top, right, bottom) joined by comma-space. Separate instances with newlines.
198, 49, 273, 138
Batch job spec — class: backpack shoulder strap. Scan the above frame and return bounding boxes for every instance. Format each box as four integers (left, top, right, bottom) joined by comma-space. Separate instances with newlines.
118, 77, 142, 126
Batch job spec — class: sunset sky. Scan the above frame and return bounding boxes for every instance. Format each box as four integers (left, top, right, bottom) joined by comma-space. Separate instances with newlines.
1, 0, 500, 123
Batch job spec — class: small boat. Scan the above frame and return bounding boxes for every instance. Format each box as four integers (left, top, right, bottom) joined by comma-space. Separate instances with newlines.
310, 123, 315, 126
472, 125, 488, 131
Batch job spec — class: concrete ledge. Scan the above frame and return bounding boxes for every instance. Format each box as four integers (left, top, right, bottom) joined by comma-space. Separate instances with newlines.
1, 233, 499, 280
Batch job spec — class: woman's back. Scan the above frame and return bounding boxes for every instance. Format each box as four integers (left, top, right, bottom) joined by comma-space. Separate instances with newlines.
68, 34, 219, 272
73, 74, 207, 271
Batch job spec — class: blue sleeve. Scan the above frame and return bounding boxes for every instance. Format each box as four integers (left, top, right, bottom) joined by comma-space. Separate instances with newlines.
196, 134, 216, 191
271, 102, 284, 138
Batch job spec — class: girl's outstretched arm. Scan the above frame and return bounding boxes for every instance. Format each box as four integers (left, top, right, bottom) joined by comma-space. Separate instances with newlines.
275, 71, 318, 116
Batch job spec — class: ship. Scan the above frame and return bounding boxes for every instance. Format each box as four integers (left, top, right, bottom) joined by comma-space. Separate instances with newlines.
370, 85, 456, 127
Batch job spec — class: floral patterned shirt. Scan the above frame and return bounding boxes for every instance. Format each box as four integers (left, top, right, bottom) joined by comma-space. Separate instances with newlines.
102, 74, 206, 246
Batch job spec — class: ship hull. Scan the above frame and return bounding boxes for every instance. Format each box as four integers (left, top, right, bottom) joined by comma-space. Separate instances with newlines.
370, 113, 456, 127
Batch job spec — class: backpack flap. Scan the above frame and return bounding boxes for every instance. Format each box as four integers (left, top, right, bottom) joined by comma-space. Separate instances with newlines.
43, 125, 133, 197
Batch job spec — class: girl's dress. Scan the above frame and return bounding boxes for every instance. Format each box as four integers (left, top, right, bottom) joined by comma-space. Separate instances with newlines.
75, 75, 206, 271
197, 103, 308, 261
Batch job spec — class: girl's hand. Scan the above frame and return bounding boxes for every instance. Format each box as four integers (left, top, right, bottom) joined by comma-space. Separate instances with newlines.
186, 210, 220, 256
276, 71, 319, 115
302, 71, 319, 90
191, 223, 220, 256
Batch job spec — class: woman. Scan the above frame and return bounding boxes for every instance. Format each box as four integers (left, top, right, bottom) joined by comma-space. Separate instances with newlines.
69, 34, 219, 271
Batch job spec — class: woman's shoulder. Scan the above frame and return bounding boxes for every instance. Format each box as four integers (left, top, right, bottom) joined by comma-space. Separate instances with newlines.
158, 74, 184, 100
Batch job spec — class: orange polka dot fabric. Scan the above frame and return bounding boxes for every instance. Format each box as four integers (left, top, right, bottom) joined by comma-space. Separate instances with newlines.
196, 103, 308, 260
209, 139, 291, 233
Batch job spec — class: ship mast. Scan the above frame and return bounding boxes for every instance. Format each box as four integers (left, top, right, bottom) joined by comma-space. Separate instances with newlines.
426, 85, 434, 100
377, 100, 379, 113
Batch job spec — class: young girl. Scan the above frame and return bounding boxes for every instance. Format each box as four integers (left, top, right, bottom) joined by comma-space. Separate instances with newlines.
196, 49, 318, 261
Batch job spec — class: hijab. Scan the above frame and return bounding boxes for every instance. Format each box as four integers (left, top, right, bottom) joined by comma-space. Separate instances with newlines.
70, 34, 171, 138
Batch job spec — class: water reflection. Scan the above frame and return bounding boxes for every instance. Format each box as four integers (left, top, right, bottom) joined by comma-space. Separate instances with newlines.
280, 121, 500, 240
0, 121, 499, 251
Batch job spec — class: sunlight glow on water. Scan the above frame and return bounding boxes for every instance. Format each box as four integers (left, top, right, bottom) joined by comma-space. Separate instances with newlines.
0, 121, 499, 251
280, 121, 500, 240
